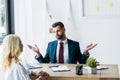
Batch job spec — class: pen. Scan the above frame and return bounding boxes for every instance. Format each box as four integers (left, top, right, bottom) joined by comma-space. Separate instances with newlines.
29, 67, 42, 69
49, 65, 59, 68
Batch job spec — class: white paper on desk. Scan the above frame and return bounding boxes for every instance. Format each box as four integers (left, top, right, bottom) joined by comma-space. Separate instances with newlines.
50, 65, 70, 72
97, 66, 108, 70
84, 66, 108, 70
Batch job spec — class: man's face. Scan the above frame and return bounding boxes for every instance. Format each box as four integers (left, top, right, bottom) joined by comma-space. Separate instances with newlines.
53, 26, 65, 40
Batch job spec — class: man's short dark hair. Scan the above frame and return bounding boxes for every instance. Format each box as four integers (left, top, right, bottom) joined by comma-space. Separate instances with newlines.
52, 22, 64, 28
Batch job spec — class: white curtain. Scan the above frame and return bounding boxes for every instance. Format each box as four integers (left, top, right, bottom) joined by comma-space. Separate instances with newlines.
63, 0, 79, 40
14, 0, 37, 64
14, 0, 54, 63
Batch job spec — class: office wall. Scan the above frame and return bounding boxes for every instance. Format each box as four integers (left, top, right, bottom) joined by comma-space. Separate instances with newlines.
14, 0, 120, 72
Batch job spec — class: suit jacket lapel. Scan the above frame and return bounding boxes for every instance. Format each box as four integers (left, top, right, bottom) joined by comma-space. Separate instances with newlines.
67, 39, 73, 63
53, 40, 58, 63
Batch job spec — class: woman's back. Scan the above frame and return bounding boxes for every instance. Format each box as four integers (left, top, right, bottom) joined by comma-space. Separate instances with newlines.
2, 60, 30, 80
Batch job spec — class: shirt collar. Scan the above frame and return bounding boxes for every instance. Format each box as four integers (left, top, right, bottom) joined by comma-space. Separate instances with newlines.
58, 39, 68, 44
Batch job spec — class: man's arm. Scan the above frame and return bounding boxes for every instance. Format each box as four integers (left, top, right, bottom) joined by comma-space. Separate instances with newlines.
76, 42, 89, 64
35, 45, 50, 63
28, 44, 50, 63
81, 43, 97, 64
84, 43, 97, 54
28, 44, 41, 56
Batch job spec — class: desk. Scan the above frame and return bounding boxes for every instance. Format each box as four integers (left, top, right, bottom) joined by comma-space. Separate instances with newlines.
30, 64, 119, 80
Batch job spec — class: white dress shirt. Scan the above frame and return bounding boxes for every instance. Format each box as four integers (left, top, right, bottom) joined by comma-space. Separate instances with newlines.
56, 39, 69, 63
0, 60, 30, 80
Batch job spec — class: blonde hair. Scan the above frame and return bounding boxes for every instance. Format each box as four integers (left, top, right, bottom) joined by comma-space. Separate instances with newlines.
1, 34, 23, 71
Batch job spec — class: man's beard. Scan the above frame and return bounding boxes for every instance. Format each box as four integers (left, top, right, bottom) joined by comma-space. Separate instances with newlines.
56, 34, 64, 40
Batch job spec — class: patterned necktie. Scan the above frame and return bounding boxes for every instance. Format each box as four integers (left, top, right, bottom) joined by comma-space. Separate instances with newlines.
59, 42, 64, 63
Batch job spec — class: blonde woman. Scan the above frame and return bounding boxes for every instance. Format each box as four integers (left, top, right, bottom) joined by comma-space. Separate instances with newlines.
0, 34, 49, 80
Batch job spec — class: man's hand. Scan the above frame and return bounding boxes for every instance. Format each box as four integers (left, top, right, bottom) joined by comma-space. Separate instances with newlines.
28, 44, 41, 56
84, 43, 97, 53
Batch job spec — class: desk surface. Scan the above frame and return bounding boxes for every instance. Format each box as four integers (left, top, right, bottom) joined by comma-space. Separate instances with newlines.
30, 64, 119, 80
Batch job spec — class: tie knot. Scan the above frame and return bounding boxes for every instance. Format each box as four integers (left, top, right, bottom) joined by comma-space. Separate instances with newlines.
60, 42, 63, 45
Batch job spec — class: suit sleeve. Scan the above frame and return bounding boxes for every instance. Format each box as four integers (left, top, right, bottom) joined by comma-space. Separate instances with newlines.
76, 42, 89, 64
35, 43, 50, 63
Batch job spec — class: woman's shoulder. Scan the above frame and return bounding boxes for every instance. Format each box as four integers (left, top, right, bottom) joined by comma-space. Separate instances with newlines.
9, 61, 26, 73
9, 62, 30, 80
11, 61, 21, 68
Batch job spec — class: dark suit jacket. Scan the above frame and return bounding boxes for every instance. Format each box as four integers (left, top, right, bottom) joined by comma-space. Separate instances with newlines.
35, 39, 89, 64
